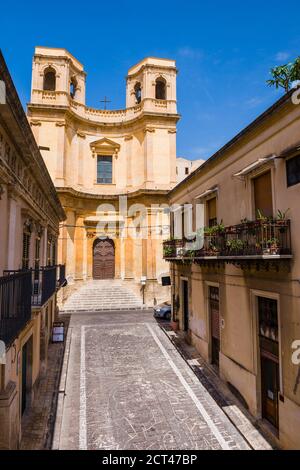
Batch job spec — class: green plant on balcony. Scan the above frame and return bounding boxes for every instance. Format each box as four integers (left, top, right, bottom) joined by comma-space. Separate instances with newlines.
163, 246, 174, 257
276, 209, 290, 233
226, 238, 245, 253
267, 238, 280, 255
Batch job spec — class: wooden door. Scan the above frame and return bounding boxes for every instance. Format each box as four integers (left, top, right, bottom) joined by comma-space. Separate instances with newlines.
253, 171, 273, 218
93, 238, 115, 280
261, 354, 279, 428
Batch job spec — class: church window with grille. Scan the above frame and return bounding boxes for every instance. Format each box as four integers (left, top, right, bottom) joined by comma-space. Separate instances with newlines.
97, 155, 113, 184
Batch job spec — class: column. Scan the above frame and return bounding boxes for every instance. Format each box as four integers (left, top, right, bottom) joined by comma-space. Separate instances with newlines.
66, 210, 76, 282
143, 128, 155, 184
77, 132, 85, 186
55, 122, 66, 184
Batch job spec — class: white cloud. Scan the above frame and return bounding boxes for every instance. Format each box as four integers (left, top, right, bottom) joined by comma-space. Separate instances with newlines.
178, 47, 203, 60
245, 97, 264, 109
275, 51, 291, 62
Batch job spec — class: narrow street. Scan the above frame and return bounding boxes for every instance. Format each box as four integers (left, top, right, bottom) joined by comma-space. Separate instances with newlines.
54, 310, 251, 450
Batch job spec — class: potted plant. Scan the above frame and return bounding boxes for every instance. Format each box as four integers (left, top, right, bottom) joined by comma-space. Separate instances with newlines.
163, 246, 174, 257
226, 238, 244, 255
267, 238, 280, 255
276, 209, 290, 232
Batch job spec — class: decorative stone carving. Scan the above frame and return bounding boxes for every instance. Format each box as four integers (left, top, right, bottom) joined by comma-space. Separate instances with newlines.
144, 127, 156, 134
90, 137, 120, 159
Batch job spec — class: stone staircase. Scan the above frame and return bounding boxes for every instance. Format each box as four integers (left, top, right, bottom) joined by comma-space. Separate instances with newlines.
59, 280, 144, 312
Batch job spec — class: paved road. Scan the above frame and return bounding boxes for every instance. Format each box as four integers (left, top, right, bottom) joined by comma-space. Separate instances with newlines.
57, 310, 250, 450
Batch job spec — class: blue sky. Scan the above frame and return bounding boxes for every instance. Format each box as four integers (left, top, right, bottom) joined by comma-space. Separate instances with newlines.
1, 0, 300, 160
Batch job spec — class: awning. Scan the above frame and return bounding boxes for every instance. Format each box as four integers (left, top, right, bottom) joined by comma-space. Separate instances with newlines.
195, 186, 218, 200
279, 142, 300, 158
233, 155, 276, 178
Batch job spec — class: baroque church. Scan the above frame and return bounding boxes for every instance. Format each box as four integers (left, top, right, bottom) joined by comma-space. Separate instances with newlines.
27, 47, 180, 303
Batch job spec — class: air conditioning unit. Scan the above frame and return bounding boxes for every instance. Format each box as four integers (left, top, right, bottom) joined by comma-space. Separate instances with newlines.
176, 247, 187, 257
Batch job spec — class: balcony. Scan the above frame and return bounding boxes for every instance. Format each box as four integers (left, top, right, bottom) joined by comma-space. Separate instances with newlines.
3, 265, 66, 308
0, 271, 32, 347
163, 220, 292, 270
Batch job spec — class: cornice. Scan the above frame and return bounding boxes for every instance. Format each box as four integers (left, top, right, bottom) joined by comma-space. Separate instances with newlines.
57, 186, 170, 201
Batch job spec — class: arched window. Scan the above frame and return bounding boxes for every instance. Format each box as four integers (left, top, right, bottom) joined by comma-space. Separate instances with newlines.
134, 82, 142, 104
155, 77, 166, 100
43, 67, 56, 91
70, 77, 77, 99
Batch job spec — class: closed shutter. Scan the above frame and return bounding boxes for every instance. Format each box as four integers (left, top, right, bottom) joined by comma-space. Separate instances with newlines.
253, 171, 273, 218
22, 233, 31, 269
207, 197, 217, 227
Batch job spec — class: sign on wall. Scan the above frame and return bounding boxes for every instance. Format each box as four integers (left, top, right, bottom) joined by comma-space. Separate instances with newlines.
52, 322, 65, 343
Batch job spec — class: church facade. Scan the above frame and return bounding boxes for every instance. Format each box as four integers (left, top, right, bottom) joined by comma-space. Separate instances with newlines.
27, 47, 180, 303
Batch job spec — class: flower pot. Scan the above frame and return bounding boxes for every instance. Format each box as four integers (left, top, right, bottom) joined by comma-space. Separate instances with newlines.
171, 320, 179, 332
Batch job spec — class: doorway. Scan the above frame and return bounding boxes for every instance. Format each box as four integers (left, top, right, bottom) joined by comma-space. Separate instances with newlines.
93, 238, 115, 280
21, 336, 33, 415
258, 296, 279, 429
209, 286, 220, 367
182, 280, 189, 332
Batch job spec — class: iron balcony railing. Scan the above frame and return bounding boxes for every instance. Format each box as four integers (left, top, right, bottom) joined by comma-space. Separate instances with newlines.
0, 270, 32, 347
163, 220, 292, 260
3, 264, 66, 307
32, 266, 57, 306
57, 264, 67, 289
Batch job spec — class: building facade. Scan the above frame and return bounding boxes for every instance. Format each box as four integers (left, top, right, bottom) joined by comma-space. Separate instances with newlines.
176, 157, 204, 183
164, 91, 300, 449
0, 51, 65, 449
27, 47, 180, 304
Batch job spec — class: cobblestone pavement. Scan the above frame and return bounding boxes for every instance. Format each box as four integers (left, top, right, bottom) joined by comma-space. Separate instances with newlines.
20, 315, 70, 450
56, 310, 253, 450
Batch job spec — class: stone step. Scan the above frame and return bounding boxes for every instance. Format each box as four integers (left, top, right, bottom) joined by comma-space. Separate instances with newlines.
60, 280, 143, 313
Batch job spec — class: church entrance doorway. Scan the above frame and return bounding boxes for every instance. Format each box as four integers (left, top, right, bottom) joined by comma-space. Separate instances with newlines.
93, 238, 115, 280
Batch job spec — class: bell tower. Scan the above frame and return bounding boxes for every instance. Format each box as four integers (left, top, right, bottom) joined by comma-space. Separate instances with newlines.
30, 47, 86, 107
126, 57, 177, 114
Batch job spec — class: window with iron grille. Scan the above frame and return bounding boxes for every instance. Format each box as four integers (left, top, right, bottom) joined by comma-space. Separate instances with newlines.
22, 232, 31, 269
258, 297, 278, 342
286, 154, 300, 187
97, 155, 112, 184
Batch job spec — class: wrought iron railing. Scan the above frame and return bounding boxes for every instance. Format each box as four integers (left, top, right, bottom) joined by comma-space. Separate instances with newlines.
0, 271, 32, 347
163, 220, 292, 260
56, 264, 67, 289
3, 265, 65, 307
31, 266, 57, 306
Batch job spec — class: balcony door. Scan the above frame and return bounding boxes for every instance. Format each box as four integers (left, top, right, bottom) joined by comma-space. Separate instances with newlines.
253, 171, 273, 218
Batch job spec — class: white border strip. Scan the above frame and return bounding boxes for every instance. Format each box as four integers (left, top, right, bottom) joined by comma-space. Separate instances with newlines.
79, 326, 87, 450
146, 323, 231, 450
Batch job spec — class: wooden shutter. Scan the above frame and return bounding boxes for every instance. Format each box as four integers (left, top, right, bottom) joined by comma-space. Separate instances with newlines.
207, 197, 217, 227
22, 233, 30, 269
253, 171, 273, 218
